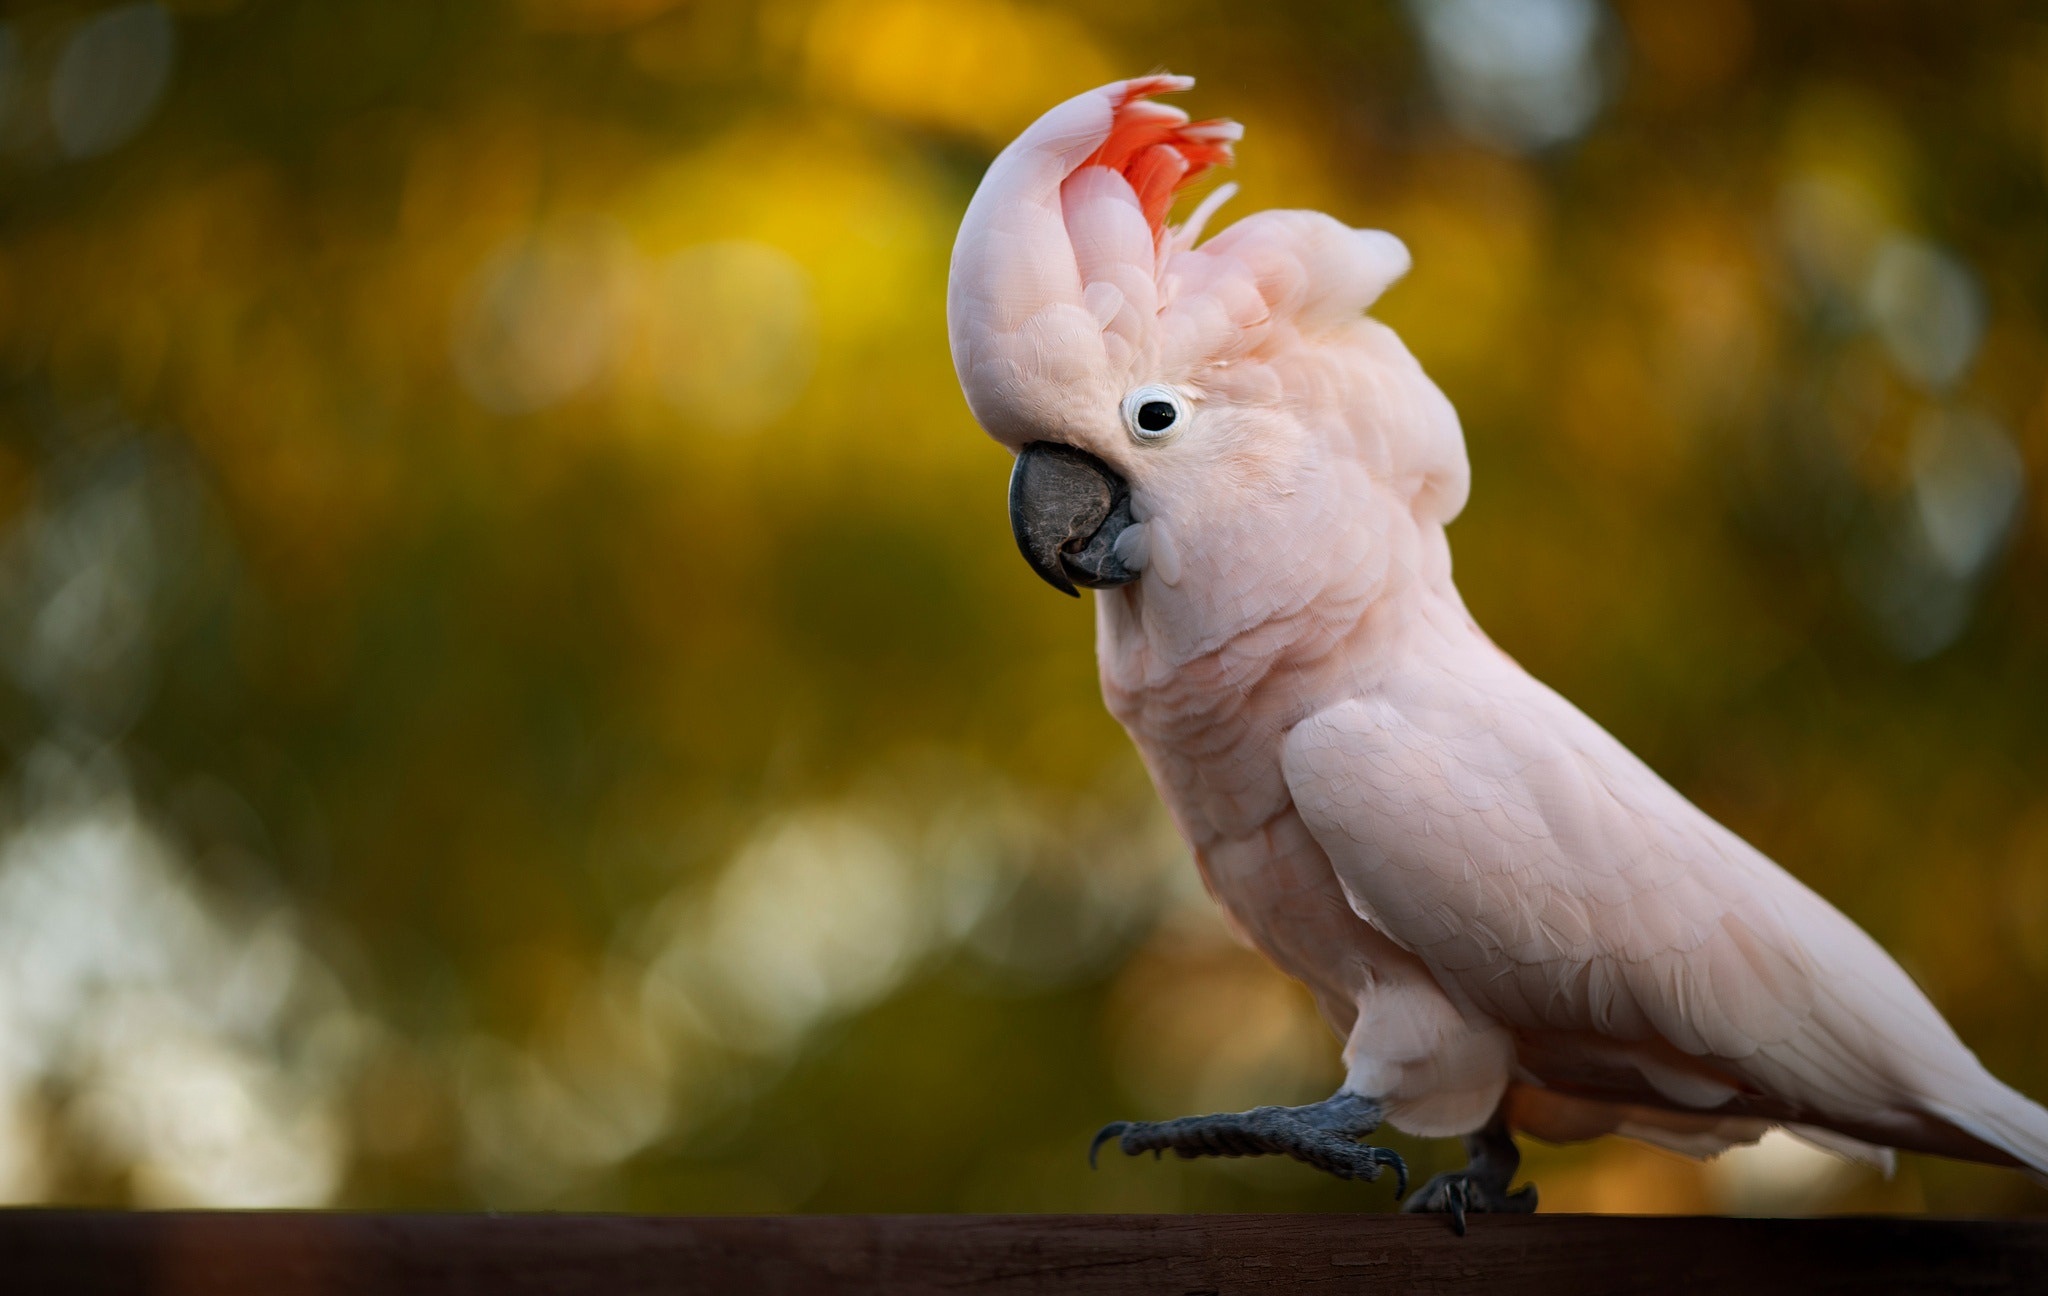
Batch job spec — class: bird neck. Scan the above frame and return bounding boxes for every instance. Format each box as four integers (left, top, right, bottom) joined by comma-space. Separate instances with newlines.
1095, 491, 1473, 720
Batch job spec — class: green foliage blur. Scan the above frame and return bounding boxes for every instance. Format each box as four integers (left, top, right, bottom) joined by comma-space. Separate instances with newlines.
0, 0, 2043, 1216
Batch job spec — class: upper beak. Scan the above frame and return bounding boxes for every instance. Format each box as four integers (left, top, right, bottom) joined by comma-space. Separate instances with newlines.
1008, 442, 1140, 597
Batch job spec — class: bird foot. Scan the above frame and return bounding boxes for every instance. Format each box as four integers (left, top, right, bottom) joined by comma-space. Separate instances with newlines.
1089, 1090, 1407, 1197
1400, 1169, 1537, 1236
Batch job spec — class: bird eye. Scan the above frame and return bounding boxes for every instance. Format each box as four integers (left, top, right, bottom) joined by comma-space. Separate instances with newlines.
1121, 385, 1188, 443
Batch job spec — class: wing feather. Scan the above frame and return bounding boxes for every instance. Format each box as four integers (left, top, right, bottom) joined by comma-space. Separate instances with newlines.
1282, 675, 2048, 1172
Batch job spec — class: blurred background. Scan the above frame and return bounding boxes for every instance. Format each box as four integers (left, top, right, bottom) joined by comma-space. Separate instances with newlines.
0, 0, 2043, 1217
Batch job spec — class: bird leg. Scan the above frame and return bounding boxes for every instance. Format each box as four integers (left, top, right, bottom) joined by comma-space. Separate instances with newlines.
1400, 1113, 1537, 1234
1090, 1089, 1407, 1196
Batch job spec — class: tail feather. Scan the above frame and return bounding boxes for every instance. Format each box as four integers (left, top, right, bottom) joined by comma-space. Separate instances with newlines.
1784, 1123, 1896, 1175
1928, 1076, 2048, 1184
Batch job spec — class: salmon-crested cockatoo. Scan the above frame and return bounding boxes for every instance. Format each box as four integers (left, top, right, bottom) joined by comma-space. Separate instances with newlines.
947, 75, 2048, 1228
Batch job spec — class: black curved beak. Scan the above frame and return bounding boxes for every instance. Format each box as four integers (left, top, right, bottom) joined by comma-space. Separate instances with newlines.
1008, 442, 1140, 597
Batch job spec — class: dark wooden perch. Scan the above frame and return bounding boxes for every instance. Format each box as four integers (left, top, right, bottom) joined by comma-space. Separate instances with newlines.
2, 1212, 2044, 1294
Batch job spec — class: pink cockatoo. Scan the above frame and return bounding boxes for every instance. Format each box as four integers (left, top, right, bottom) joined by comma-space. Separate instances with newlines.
947, 75, 2048, 1227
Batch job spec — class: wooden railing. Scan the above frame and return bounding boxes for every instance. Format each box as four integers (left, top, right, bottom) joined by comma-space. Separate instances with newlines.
2, 1211, 2044, 1293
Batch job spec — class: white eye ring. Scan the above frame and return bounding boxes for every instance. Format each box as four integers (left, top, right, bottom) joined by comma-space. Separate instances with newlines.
1120, 385, 1189, 443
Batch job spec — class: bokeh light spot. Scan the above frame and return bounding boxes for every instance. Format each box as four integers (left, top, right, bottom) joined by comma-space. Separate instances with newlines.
1407, 0, 1610, 151
1707, 1130, 1860, 1216
805, 0, 1113, 144
1865, 237, 1986, 392
649, 241, 816, 435
48, 3, 177, 160
451, 219, 631, 415
1910, 409, 2024, 579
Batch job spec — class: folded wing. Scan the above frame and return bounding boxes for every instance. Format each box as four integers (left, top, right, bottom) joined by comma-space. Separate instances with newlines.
1281, 669, 2048, 1175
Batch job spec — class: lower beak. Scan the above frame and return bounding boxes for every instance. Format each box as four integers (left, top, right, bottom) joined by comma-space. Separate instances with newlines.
1008, 442, 1140, 597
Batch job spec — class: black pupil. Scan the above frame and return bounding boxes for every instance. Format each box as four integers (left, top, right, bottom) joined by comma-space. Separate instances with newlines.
1136, 400, 1177, 432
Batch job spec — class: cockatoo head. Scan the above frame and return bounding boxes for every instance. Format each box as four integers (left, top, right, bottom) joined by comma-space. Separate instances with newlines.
948, 76, 1470, 619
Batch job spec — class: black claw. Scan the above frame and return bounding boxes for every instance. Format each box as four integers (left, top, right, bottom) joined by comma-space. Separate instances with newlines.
1395, 1115, 1534, 1233
1402, 1168, 1534, 1233
1087, 1122, 1129, 1170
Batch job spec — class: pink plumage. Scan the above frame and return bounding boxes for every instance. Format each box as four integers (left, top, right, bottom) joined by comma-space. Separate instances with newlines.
947, 76, 2048, 1210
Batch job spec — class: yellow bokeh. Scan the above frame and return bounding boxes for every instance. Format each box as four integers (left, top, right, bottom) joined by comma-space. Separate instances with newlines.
0, 0, 2039, 1218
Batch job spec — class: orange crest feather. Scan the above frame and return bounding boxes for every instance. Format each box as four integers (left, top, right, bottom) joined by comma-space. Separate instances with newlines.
1082, 80, 1237, 242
